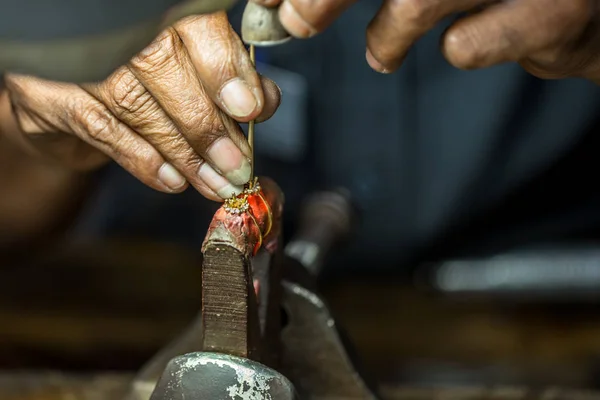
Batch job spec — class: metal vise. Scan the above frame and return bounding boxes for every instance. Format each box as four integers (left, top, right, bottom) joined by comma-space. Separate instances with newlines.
125, 180, 380, 400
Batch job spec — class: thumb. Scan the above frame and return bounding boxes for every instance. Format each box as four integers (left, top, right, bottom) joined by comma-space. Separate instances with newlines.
277, 0, 355, 39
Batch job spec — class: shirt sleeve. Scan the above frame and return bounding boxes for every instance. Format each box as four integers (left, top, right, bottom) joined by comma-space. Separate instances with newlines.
0, 0, 184, 40
0, 0, 183, 81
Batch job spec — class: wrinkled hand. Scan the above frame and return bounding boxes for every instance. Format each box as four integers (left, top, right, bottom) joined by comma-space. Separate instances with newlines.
259, 0, 600, 82
0, 12, 281, 201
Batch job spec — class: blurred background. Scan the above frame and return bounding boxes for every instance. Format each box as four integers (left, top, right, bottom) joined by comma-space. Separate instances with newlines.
3, 0, 600, 398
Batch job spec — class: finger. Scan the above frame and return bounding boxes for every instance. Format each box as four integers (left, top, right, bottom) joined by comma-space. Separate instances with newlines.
175, 12, 263, 122
128, 27, 252, 188
5, 74, 189, 194
366, 0, 490, 73
85, 67, 237, 201
442, 0, 590, 70
278, 0, 355, 39
256, 76, 281, 123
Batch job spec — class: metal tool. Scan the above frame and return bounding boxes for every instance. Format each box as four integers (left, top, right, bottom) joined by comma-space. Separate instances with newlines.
240, 1, 291, 183
417, 245, 600, 302
126, 182, 380, 399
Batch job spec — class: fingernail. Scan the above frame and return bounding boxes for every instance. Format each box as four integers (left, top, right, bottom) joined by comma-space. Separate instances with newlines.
207, 137, 251, 186
158, 163, 186, 190
220, 78, 258, 118
366, 49, 390, 74
198, 162, 244, 199
279, 1, 317, 38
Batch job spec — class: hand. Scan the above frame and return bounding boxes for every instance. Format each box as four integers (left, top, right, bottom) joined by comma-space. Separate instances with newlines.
0, 12, 281, 201
258, 0, 600, 82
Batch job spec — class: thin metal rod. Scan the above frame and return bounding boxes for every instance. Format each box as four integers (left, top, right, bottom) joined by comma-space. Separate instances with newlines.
248, 44, 256, 183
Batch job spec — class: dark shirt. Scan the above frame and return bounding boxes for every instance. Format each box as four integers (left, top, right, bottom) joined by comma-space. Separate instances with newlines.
0, 0, 180, 40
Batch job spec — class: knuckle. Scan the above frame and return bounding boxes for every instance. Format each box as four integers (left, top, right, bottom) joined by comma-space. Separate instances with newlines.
199, 111, 227, 140
114, 140, 162, 181
107, 68, 155, 117
74, 101, 119, 143
201, 130, 227, 153
190, 111, 228, 151
130, 28, 182, 74
136, 146, 159, 166
443, 28, 483, 69
181, 156, 203, 172
178, 101, 225, 138
131, 150, 163, 178
175, 149, 202, 171
151, 134, 202, 169
174, 13, 227, 43
144, 118, 180, 138
174, 14, 239, 72
151, 132, 187, 154
172, 15, 201, 39
401, 0, 439, 26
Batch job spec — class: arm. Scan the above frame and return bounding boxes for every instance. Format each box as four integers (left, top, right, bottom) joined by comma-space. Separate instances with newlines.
0, 10, 282, 247
0, 82, 93, 249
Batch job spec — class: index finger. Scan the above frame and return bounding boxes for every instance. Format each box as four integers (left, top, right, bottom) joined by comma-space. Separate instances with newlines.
366, 0, 490, 73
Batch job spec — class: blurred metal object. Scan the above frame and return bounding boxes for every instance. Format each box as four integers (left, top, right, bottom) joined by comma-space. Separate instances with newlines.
149, 353, 297, 400
248, 45, 258, 181
0, 0, 238, 82
127, 279, 379, 399
240, 1, 291, 187
285, 188, 354, 275
420, 246, 600, 301
278, 281, 378, 399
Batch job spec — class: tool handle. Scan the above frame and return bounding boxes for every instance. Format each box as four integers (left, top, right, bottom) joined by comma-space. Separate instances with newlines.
285, 189, 355, 276
241, 2, 291, 46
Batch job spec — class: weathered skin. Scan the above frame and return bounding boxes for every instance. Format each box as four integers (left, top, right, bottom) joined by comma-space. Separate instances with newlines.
201, 177, 284, 258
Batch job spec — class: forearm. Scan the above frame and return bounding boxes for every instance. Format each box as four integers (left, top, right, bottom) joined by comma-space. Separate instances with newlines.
0, 85, 92, 248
